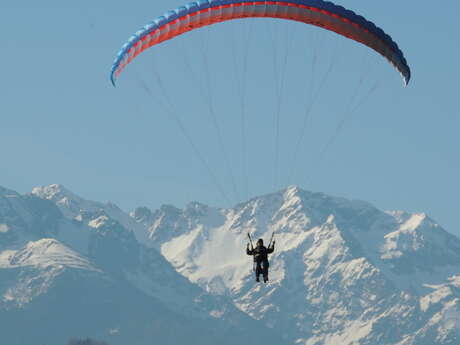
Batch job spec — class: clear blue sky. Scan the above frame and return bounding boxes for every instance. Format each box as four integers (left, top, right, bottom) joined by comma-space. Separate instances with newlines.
1, 1, 459, 235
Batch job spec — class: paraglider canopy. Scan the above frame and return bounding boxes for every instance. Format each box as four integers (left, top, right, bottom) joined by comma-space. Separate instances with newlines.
110, 0, 411, 87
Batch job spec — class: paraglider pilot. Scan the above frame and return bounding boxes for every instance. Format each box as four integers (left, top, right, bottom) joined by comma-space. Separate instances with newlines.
247, 238, 275, 283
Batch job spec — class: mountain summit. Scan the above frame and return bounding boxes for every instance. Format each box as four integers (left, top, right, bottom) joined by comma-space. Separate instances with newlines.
1, 184, 459, 345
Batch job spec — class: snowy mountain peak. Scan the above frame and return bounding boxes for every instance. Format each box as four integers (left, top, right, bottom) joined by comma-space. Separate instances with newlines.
32, 184, 75, 201
1, 238, 97, 272
32, 184, 120, 215
31, 184, 153, 243
279, 185, 304, 209
283, 184, 303, 200
32, 184, 86, 217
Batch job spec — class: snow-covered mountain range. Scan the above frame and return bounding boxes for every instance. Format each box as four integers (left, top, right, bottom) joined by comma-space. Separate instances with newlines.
1, 184, 459, 345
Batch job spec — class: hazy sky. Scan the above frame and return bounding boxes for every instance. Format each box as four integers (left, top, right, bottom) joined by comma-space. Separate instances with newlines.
2, 1, 459, 234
